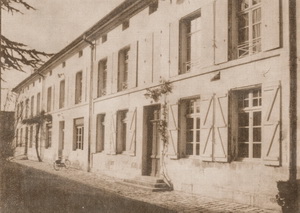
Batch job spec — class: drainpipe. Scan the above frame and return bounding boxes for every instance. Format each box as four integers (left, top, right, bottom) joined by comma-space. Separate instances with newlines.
83, 35, 95, 172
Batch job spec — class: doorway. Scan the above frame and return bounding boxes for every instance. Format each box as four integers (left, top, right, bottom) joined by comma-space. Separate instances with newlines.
142, 105, 161, 177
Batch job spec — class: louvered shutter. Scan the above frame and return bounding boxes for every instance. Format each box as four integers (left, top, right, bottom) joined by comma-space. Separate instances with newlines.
214, 93, 229, 162
126, 108, 137, 156
262, 82, 281, 166
128, 41, 138, 89
105, 54, 113, 95
109, 113, 117, 155
112, 52, 119, 93
167, 103, 179, 159
153, 30, 161, 83
200, 94, 214, 161
169, 21, 179, 77
200, 2, 214, 68
261, 0, 280, 51
215, 0, 228, 64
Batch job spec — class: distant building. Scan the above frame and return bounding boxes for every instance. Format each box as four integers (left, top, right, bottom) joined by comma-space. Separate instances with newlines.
12, 0, 300, 211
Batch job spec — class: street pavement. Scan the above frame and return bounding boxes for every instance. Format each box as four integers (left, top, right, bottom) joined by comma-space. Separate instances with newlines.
8, 159, 277, 213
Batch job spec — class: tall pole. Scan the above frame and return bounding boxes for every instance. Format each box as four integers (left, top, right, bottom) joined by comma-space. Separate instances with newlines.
0, 0, 2, 111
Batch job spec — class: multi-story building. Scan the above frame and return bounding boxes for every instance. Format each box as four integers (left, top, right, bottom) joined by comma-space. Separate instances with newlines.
12, 0, 300, 211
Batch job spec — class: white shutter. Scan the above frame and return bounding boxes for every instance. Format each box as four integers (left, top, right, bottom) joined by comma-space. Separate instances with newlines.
214, 93, 229, 162
105, 54, 113, 95
153, 31, 161, 83
261, 0, 280, 51
200, 94, 214, 161
262, 82, 281, 166
126, 108, 137, 156
109, 113, 117, 155
169, 21, 179, 77
200, 2, 214, 68
111, 52, 119, 93
138, 34, 153, 85
128, 41, 138, 89
215, 0, 228, 64
167, 103, 179, 159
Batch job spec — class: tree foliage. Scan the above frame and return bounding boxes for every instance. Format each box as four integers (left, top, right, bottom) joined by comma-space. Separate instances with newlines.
1, 0, 53, 73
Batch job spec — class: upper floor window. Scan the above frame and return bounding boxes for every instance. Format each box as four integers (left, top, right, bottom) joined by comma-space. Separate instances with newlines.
62, 61, 66, 68
36, 93, 41, 114
179, 10, 201, 74
79, 50, 83, 57
122, 20, 129, 31
237, 0, 261, 58
118, 47, 130, 92
102, 34, 107, 43
47, 87, 52, 112
97, 58, 108, 97
30, 96, 34, 117
59, 80, 65, 109
75, 71, 83, 104
25, 99, 29, 118
149, 0, 158, 14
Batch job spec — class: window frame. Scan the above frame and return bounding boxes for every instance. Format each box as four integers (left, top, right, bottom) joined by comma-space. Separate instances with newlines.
59, 79, 65, 109
75, 71, 83, 104
116, 110, 128, 154
47, 87, 52, 112
73, 118, 84, 150
96, 114, 106, 153
97, 58, 108, 97
118, 47, 130, 92
45, 124, 52, 149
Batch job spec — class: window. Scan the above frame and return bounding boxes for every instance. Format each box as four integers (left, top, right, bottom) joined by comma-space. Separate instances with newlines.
79, 50, 83, 57
62, 61, 66, 68
20, 101, 24, 119
59, 80, 65, 109
45, 124, 52, 149
116, 110, 128, 154
20, 128, 23, 147
75, 71, 83, 104
180, 98, 200, 156
236, 88, 262, 159
74, 118, 84, 150
179, 10, 201, 74
29, 126, 33, 148
149, 0, 158, 14
30, 96, 34, 117
49, 70, 52, 76
36, 93, 40, 114
122, 20, 129, 30
237, 0, 261, 58
96, 114, 105, 153
25, 99, 29, 118
16, 129, 19, 147
118, 47, 130, 91
97, 59, 108, 97
102, 34, 107, 43
47, 87, 52, 112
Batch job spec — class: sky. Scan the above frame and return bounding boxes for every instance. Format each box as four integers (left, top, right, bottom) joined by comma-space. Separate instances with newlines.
1, 0, 124, 109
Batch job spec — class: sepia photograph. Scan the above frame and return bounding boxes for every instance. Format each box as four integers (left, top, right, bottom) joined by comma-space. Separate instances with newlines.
0, 0, 298, 212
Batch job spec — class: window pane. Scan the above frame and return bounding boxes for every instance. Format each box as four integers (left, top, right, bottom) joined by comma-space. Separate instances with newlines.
196, 143, 200, 156
196, 130, 200, 142
253, 111, 261, 126
196, 118, 200, 129
238, 128, 249, 142
186, 143, 193, 155
239, 112, 249, 126
186, 118, 193, 129
238, 143, 249, 158
239, 0, 249, 11
187, 131, 193, 142
252, 0, 261, 5
253, 144, 261, 158
253, 128, 261, 142
252, 8, 261, 24
238, 28, 249, 44
238, 13, 249, 28
252, 23, 261, 39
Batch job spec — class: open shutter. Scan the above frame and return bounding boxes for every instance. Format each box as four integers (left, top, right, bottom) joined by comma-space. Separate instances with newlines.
169, 21, 179, 77
153, 30, 161, 83
109, 113, 117, 155
200, 94, 214, 161
167, 103, 179, 159
200, 2, 214, 68
105, 54, 113, 95
126, 108, 137, 156
261, 0, 280, 51
262, 82, 281, 166
128, 41, 138, 89
214, 93, 229, 162
111, 52, 119, 93
215, 0, 228, 64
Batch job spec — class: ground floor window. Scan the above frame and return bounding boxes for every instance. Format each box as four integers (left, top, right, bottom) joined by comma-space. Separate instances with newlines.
96, 114, 105, 153
45, 124, 52, 149
116, 110, 128, 154
74, 118, 84, 150
29, 126, 33, 148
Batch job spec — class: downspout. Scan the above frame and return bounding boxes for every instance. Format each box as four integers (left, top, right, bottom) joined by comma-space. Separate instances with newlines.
83, 35, 95, 172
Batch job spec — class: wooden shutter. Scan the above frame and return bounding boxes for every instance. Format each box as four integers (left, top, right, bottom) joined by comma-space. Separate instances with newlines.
109, 113, 117, 155
261, 0, 280, 51
262, 82, 281, 166
215, 0, 228, 64
153, 30, 161, 83
111, 52, 119, 93
167, 103, 179, 159
214, 93, 229, 162
200, 2, 214, 68
169, 21, 179, 77
127, 108, 137, 156
200, 94, 214, 161
128, 41, 138, 89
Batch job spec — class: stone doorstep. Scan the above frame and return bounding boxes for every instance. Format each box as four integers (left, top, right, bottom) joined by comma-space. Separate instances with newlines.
122, 176, 172, 192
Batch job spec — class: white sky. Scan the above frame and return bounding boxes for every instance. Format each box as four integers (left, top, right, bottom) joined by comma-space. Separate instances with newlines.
2, 0, 124, 89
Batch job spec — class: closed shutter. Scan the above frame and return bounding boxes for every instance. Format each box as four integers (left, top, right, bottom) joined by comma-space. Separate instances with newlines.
261, 0, 280, 51
169, 21, 179, 77
214, 93, 229, 162
153, 30, 161, 83
109, 113, 117, 155
128, 41, 138, 89
215, 0, 228, 64
126, 108, 137, 156
200, 2, 214, 68
262, 82, 281, 166
200, 94, 214, 161
167, 103, 179, 159
106, 54, 113, 95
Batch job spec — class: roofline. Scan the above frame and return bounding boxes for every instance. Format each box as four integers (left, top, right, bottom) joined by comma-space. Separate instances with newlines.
13, 0, 150, 93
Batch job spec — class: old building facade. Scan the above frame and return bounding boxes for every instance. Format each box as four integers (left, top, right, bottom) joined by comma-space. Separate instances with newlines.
12, 0, 300, 211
